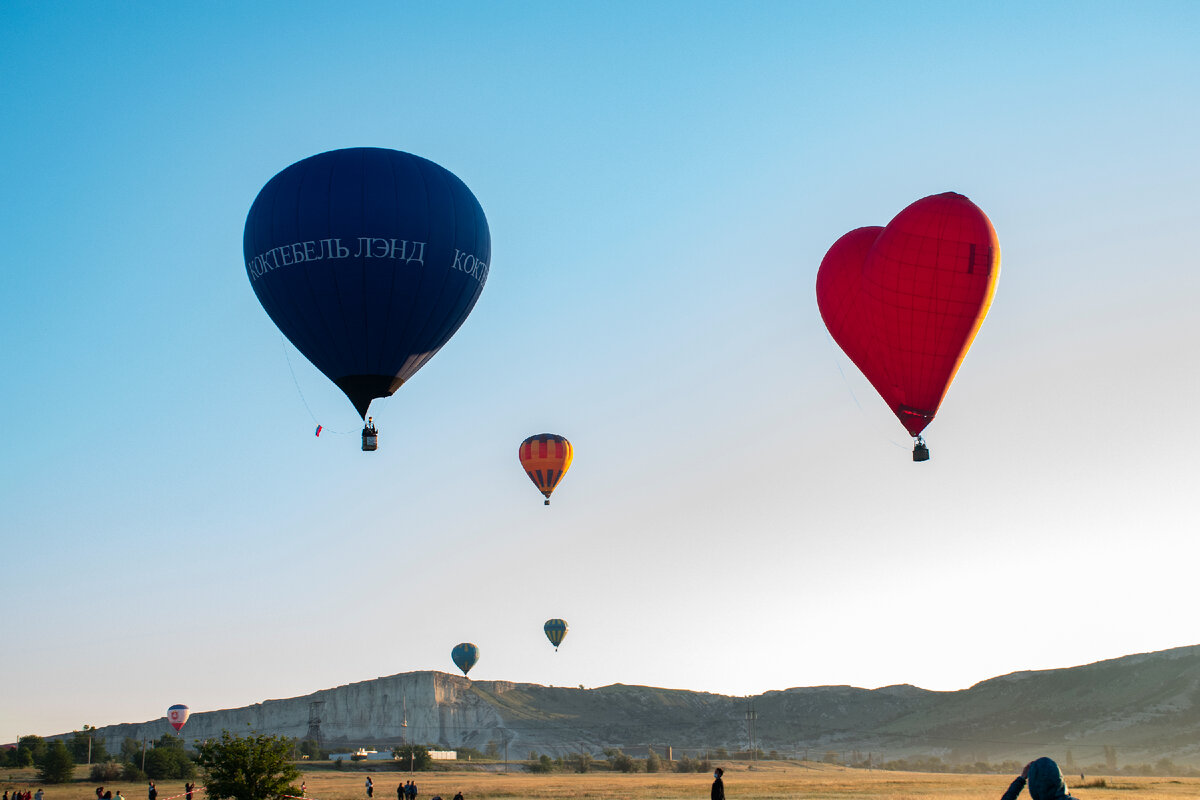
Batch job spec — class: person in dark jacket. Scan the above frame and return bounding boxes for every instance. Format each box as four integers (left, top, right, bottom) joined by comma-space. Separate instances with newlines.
711, 767, 725, 800
1002, 757, 1078, 800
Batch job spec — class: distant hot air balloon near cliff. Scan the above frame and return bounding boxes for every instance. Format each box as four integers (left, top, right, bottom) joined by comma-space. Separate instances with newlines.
816, 192, 1000, 461
167, 704, 189, 732
451, 642, 479, 676
544, 619, 568, 651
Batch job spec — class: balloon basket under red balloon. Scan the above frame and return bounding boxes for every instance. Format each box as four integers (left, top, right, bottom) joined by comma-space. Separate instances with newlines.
913, 438, 930, 462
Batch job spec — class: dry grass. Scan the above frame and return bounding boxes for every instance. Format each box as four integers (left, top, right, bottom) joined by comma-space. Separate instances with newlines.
6, 763, 1200, 800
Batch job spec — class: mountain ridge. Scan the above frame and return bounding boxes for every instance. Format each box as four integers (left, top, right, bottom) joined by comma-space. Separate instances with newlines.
37, 644, 1200, 767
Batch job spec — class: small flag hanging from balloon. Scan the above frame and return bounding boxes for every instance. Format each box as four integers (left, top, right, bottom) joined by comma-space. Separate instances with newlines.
314, 425, 323, 437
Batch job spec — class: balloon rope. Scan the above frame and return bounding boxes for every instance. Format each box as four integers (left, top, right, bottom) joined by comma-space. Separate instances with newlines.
824, 336, 907, 451
280, 337, 355, 436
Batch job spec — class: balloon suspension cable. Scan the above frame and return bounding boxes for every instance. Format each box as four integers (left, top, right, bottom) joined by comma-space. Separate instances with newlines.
824, 335, 907, 450
281, 337, 355, 435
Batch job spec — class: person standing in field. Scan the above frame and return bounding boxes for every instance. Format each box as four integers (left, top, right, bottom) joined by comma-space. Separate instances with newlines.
711, 767, 725, 800
1002, 758, 1079, 800
366, 778, 373, 798
149, 781, 157, 800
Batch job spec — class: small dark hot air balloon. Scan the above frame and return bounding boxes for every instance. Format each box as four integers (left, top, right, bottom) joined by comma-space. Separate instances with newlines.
816, 192, 1000, 461
244, 148, 491, 447
451, 642, 479, 676
544, 618, 568, 651
519, 434, 573, 505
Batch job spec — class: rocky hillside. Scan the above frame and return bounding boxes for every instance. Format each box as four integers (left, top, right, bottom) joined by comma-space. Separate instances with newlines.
60, 645, 1200, 767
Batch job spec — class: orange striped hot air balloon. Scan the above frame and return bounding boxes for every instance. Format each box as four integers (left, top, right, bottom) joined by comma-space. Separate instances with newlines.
519, 434, 573, 505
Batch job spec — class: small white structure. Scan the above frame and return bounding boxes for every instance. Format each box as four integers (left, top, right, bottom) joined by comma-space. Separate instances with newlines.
428, 750, 457, 761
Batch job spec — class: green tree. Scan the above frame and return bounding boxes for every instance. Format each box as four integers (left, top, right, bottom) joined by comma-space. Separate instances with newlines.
145, 743, 196, 780
74, 725, 109, 763
37, 741, 76, 783
121, 737, 144, 765
196, 731, 301, 800
298, 740, 322, 760
528, 754, 555, 774
564, 752, 592, 773
646, 748, 661, 774
391, 745, 431, 771
606, 750, 638, 773
16, 735, 47, 768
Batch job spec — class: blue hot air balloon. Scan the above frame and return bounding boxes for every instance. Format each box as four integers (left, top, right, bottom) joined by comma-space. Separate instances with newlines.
451, 642, 479, 676
244, 147, 491, 422
544, 619, 568, 651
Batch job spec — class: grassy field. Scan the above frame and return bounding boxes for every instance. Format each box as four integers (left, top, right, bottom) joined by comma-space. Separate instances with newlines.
6, 763, 1200, 800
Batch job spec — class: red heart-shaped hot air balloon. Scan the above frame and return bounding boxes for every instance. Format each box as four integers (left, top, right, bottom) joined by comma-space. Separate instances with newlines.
816, 193, 1000, 460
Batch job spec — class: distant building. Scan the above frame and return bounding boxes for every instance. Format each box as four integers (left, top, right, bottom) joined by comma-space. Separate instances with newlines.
428, 751, 457, 761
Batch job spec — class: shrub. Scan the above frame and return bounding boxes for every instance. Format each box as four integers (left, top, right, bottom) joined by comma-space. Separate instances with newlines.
528, 755, 555, 774
564, 752, 592, 773
91, 762, 124, 782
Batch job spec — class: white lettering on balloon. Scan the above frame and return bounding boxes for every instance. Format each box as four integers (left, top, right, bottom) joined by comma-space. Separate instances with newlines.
243, 237, 478, 284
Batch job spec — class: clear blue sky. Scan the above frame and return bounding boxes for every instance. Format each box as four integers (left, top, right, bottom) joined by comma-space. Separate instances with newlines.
3, 1, 1199, 744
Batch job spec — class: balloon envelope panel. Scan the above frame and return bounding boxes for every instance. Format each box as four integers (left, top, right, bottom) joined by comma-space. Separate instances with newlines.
244, 148, 491, 418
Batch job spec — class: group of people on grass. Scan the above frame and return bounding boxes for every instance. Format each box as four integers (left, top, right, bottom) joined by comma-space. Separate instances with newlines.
3, 789, 43, 800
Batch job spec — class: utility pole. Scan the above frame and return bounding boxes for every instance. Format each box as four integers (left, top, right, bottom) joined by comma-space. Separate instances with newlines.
745, 699, 757, 766
141, 739, 148, 771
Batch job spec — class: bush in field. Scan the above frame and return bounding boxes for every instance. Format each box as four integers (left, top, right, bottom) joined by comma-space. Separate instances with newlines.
646, 748, 661, 774
91, 762, 124, 782
605, 750, 640, 773
564, 752, 592, 773
527, 755, 555, 774
391, 745, 432, 771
